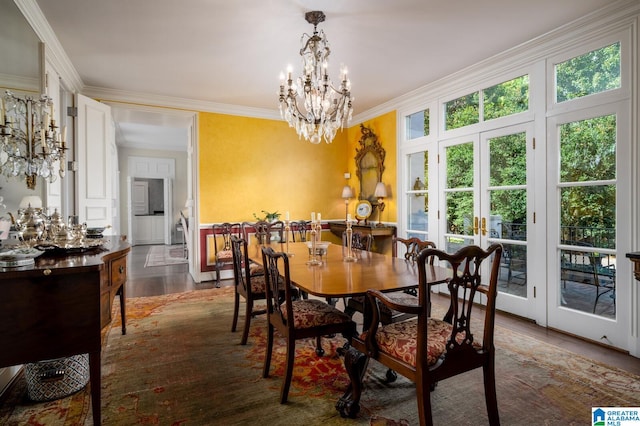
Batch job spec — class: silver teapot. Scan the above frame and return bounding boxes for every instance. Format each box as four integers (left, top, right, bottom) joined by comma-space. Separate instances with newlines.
15, 205, 46, 243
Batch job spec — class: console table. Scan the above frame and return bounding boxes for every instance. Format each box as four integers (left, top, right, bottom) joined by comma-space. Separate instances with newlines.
0, 236, 130, 425
626, 252, 640, 281
328, 222, 397, 253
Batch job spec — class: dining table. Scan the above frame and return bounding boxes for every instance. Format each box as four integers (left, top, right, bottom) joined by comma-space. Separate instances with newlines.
247, 240, 451, 327
248, 239, 452, 417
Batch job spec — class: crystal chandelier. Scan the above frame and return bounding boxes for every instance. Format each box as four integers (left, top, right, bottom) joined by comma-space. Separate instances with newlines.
0, 90, 67, 190
278, 11, 353, 144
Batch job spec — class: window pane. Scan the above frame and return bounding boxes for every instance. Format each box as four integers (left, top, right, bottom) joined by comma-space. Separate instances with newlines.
489, 190, 527, 239
407, 151, 428, 234
406, 109, 429, 139
483, 75, 529, 120
560, 186, 616, 249
560, 115, 616, 182
446, 142, 473, 188
408, 151, 428, 189
445, 92, 479, 130
556, 42, 621, 103
407, 195, 428, 232
446, 191, 474, 236
489, 132, 527, 186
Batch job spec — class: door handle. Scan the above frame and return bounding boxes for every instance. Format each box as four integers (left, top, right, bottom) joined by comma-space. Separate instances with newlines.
481, 217, 487, 236
473, 217, 479, 235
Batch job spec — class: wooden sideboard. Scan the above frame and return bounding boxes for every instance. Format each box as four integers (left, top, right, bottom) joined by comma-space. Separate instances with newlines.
0, 236, 130, 426
328, 222, 397, 254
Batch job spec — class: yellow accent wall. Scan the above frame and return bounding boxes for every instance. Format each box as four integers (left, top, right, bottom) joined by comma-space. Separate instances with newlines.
199, 112, 348, 223
198, 110, 396, 224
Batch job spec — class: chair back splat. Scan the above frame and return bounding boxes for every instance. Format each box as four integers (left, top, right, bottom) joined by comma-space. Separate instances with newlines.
261, 246, 356, 404
212, 222, 242, 285
337, 243, 503, 426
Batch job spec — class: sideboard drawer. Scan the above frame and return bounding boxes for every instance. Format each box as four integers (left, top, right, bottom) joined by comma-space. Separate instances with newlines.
110, 255, 127, 288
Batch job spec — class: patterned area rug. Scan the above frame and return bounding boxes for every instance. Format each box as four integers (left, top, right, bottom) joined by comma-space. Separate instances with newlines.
1, 287, 639, 425
143, 244, 187, 267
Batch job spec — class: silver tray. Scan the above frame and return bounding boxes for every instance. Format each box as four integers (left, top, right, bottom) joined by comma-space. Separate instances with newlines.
34, 238, 105, 254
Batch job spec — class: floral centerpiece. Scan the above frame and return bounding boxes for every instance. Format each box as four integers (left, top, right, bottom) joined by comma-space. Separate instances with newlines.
253, 210, 281, 222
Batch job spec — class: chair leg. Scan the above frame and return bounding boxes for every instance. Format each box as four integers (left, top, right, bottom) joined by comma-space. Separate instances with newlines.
315, 336, 325, 357
240, 298, 253, 345
280, 336, 296, 404
214, 264, 221, 288
263, 323, 274, 378
416, 378, 433, 426
231, 292, 240, 332
483, 360, 500, 426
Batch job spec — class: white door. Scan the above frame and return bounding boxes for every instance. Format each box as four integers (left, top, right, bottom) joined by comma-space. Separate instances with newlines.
132, 181, 149, 215
44, 61, 62, 214
439, 123, 535, 319
546, 103, 629, 348
76, 94, 113, 228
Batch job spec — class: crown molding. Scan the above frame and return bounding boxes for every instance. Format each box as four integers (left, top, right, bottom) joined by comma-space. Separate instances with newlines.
15, 0, 84, 93
84, 86, 281, 121
354, 0, 639, 123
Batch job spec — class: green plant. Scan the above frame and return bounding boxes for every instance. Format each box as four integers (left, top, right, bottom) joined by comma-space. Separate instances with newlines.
253, 210, 281, 222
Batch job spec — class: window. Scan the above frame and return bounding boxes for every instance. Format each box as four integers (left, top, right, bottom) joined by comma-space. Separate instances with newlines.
555, 42, 621, 103
444, 75, 530, 131
406, 109, 429, 140
445, 92, 479, 130
483, 75, 529, 120
559, 114, 616, 250
407, 151, 428, 234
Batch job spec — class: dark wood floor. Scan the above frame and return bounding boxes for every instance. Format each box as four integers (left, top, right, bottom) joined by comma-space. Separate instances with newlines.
127, 245, 640, 375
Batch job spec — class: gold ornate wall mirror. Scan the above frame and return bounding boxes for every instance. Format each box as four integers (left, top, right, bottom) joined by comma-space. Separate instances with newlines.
355, 124, 385, 205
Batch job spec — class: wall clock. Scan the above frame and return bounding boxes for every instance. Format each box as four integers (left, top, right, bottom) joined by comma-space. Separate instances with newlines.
355, 200, 372, 220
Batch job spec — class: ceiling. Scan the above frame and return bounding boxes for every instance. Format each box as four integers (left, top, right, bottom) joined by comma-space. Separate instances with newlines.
34, 0, 615, 150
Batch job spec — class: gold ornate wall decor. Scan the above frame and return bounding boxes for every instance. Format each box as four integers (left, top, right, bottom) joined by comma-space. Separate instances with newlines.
355, 124, 385, 204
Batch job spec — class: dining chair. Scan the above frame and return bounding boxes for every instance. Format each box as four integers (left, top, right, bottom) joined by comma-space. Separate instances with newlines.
261, 246, 357, 404
212, 222, 242, 286
291, 220, 310, 242
229, 235, 271, 345
342, 231, 373, 251
345, 236, 436, 325
338, 243, 503, 426
252, 220, 285, 244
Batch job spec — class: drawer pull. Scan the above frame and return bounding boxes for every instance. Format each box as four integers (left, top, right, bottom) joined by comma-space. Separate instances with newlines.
43, 269, 52, 276
119, 265, 125, 274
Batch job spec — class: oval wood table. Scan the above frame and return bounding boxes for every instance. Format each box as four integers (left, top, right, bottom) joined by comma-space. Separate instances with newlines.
0, 236, 131, 426
248, 240, 452, 417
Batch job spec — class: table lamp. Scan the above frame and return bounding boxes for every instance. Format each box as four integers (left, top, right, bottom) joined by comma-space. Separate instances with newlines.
341, 185, 353, 221
374, 182, 387, 227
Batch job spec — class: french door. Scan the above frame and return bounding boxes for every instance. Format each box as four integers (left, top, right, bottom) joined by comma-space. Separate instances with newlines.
546, 103, 629, 348
438, 123, 535, 319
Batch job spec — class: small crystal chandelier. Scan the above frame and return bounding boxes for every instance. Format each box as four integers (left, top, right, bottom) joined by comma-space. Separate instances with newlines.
278, 11, 353, 144
0, 90, 67, 190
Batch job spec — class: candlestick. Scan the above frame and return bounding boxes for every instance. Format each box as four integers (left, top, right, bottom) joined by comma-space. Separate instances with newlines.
284, 219, 293, 257
343, 219, 357, 262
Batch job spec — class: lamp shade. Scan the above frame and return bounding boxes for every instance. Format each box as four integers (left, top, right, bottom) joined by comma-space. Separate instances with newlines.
374, 182, 387, 198
341, 185, 353, 199
19, 195, 43, 209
